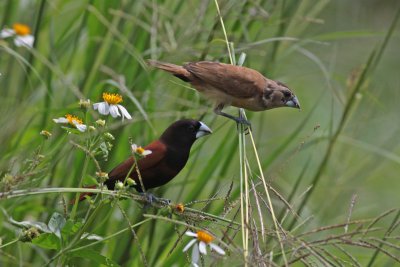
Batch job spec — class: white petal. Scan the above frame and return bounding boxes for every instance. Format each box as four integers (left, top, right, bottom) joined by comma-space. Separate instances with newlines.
109, 105, 120, 118
95, 102, 109, 115
191, 243, 200, 265
131, 144, 138, 153
142, 150, 152, 156
117, 105, 132, 120
75, 123, 87, 132
100, 102, 110, 115
183, 239, 197, 252
209, 243, 226, 255
15, 35, 34, 48
53, 117, 68, 124
0, 29, 15, 38
199, 241, 207, 255
185, 231, 197, 237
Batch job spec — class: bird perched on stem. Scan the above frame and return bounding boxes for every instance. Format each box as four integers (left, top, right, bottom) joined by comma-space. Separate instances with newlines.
78, 119, 212, 201
148, 60, 300, 126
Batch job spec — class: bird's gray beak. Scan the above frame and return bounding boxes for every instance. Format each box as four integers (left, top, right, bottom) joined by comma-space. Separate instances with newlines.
286, 96, 301, 109
196, 121, 212, 138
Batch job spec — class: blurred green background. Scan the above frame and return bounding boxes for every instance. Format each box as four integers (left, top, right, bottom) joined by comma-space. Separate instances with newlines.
1, 0, 399, 266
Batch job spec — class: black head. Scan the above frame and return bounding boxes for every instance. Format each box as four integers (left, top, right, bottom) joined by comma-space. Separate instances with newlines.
159, 119, 212, 149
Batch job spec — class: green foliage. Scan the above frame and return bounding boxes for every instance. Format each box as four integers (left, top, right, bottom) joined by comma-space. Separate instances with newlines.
1, 0, 400, 266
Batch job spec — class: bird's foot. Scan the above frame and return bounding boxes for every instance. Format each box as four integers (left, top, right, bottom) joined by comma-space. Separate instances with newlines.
234, 115, 252, 133
237, 109, 252, 133
214, 104, 252, 132
140, 192, 171, 207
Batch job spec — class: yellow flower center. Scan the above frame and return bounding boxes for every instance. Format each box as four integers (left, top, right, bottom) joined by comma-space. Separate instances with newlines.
102, 92, 123, 105
65, 114, 83, 126
136, 147, 145, 154
13, 23, 31, 36
197, 231, 214, 244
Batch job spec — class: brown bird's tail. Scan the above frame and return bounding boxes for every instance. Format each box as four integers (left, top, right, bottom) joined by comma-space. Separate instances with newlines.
147, 60, 191, 82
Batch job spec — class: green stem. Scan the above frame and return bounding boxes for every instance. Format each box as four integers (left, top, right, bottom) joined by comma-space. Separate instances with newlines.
0, 238, 19, 249
68, 218, 152, 253
45, 202, 105, 266
70, 155, 90, 220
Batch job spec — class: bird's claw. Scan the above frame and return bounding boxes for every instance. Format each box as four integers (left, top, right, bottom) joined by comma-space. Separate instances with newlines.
140, 192, 171, 207
235, 115, 252, 133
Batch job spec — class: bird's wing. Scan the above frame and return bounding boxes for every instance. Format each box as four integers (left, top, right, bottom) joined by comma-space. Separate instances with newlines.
184, 62, 266, 98
138, 140, 168, 170
107, 140, 167, 186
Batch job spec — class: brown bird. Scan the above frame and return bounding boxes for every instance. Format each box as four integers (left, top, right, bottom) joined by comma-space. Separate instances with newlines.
78, 119, 212, 201
148, 60, 300, 126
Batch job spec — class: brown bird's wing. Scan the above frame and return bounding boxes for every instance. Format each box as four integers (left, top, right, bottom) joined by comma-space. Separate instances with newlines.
106, 140, 167, 188
183, 62, 266, 98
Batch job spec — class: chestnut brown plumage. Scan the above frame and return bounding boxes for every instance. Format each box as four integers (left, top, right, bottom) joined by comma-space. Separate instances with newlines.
78, 119, 211, 201
148, 60, 300, 125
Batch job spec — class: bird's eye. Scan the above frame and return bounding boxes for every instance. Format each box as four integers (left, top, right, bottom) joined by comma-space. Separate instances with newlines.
188, 125, 195, 131
283, 91, 291, 97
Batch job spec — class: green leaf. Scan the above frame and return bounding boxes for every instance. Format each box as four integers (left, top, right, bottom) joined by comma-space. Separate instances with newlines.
83, 175, 99, 186
61, 219, 83, 240
48, 212, 66, 238
68, 249, 120, 267
32, 233, 60, 250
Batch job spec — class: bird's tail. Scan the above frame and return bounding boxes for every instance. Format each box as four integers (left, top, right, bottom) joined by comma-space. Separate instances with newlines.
147, 60, 191, 82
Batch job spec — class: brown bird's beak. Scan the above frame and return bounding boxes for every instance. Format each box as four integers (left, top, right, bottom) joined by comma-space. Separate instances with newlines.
196, 121, 212, 139
286, 96, 301, 109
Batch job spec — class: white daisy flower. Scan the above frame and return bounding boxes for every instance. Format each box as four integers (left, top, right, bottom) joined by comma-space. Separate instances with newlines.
93, 92, 132, 120
53, 114, 87, 132
0, 23, 34, 48
183, 230, 225, 267
131, 144, 152, 157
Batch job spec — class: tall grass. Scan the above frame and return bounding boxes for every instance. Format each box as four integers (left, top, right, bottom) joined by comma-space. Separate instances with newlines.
1, 0, 400, 266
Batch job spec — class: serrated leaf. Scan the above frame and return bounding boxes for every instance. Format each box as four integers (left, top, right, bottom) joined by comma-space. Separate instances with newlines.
32, 233, 60, 250
99, 141, 109, 160
48, 212, 66, 239
61, 219, 83, 240
68, 248, 120, 267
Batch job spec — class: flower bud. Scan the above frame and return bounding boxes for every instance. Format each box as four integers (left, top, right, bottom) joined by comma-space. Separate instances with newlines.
115, 182, 124, 190
126, 178, 136, 186
176, 203, 185, 213
95, 119, 106, 127
20, 227, 40, 242
40, 130, 52, 139
104, 132, 115, 141
79, 99, 91, 109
